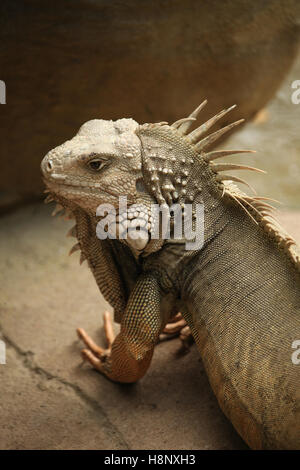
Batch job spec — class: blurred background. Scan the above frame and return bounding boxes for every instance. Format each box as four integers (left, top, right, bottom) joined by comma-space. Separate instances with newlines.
0, 0, 300, 450
1, 0, 300, 211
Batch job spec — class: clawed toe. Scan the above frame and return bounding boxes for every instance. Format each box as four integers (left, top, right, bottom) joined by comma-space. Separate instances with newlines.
77, 311, 115, 370
159, 313, 194, 352
77, 327, 105, 357
179, 325, 194, 350
163, 317, 187, 334
81, 348, 104, 371
103, 311, 115, 348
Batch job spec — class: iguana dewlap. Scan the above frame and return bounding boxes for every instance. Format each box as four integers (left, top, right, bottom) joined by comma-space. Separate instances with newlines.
41, 102, 300, 449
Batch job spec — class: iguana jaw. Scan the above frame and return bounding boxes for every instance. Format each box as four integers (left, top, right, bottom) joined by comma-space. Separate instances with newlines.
42, 172, 128, 214
42, 170, 158, 255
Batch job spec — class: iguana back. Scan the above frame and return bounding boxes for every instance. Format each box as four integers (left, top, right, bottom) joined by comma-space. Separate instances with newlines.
181, 202, 300, 448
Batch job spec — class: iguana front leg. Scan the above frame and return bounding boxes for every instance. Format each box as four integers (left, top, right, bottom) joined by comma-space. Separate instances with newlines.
77, 273, 163, 383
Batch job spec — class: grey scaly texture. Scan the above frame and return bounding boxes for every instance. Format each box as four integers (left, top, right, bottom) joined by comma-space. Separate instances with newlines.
41, 102, 300, 449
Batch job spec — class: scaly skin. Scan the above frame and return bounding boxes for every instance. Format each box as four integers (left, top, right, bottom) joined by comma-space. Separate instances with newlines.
41, 103, 300, 449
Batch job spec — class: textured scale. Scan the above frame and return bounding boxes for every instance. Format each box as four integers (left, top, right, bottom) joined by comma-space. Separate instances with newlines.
41, 103, 300, 450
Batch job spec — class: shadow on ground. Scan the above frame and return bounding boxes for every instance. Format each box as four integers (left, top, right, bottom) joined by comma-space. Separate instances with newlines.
0, 204, 299, 449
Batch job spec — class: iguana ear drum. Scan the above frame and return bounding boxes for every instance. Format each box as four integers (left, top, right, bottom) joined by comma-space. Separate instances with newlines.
135, 178, 147, 194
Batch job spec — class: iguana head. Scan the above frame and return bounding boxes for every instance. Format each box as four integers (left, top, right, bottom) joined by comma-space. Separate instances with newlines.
41, 102, 262, 255
41, 118, 144, 214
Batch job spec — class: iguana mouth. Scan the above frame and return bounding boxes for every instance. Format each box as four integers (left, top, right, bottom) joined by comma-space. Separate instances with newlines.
43, 176, 123, 200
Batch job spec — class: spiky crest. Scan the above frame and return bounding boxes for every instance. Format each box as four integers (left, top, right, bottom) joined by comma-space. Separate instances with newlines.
170, 102, 300, 269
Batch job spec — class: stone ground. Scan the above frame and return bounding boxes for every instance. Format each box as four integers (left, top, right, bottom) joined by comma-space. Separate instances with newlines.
0, 203, 299, 450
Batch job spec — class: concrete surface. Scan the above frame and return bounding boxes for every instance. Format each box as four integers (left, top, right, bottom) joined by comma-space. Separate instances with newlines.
0, 203, 299, 450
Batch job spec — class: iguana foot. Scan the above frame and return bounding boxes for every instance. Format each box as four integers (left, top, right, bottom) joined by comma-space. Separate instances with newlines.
159, 313, 194, 351
162, 312, 187, 335
77, 311, 115, 372
178, 325, 194, 350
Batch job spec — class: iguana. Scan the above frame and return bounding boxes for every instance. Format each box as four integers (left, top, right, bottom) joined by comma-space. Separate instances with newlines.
41, 102, 300, 449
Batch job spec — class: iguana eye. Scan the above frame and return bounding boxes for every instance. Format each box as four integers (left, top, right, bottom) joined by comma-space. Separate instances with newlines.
88, 159, 104, 171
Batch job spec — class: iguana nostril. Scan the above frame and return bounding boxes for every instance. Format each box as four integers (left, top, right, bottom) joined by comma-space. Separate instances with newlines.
47, 160, 53, 171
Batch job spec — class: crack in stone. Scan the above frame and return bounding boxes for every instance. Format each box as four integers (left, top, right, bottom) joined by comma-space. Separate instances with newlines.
0, 328, 130, 449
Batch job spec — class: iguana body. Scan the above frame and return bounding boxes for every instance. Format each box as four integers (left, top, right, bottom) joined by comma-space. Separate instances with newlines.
41, 103, 300, 449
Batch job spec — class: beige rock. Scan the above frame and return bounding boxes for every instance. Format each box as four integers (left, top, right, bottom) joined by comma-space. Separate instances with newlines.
0, 0, 299, 207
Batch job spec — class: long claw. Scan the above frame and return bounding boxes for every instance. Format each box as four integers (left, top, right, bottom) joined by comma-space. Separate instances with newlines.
163, 318, 187, 334
179, 326, 194, 351
81, 349, 104, 371
180, 325, 192, 336
103, 311, 115, 349
77, 327, 105, 357
179, 325, 192, 340
166, 312, 183, 324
